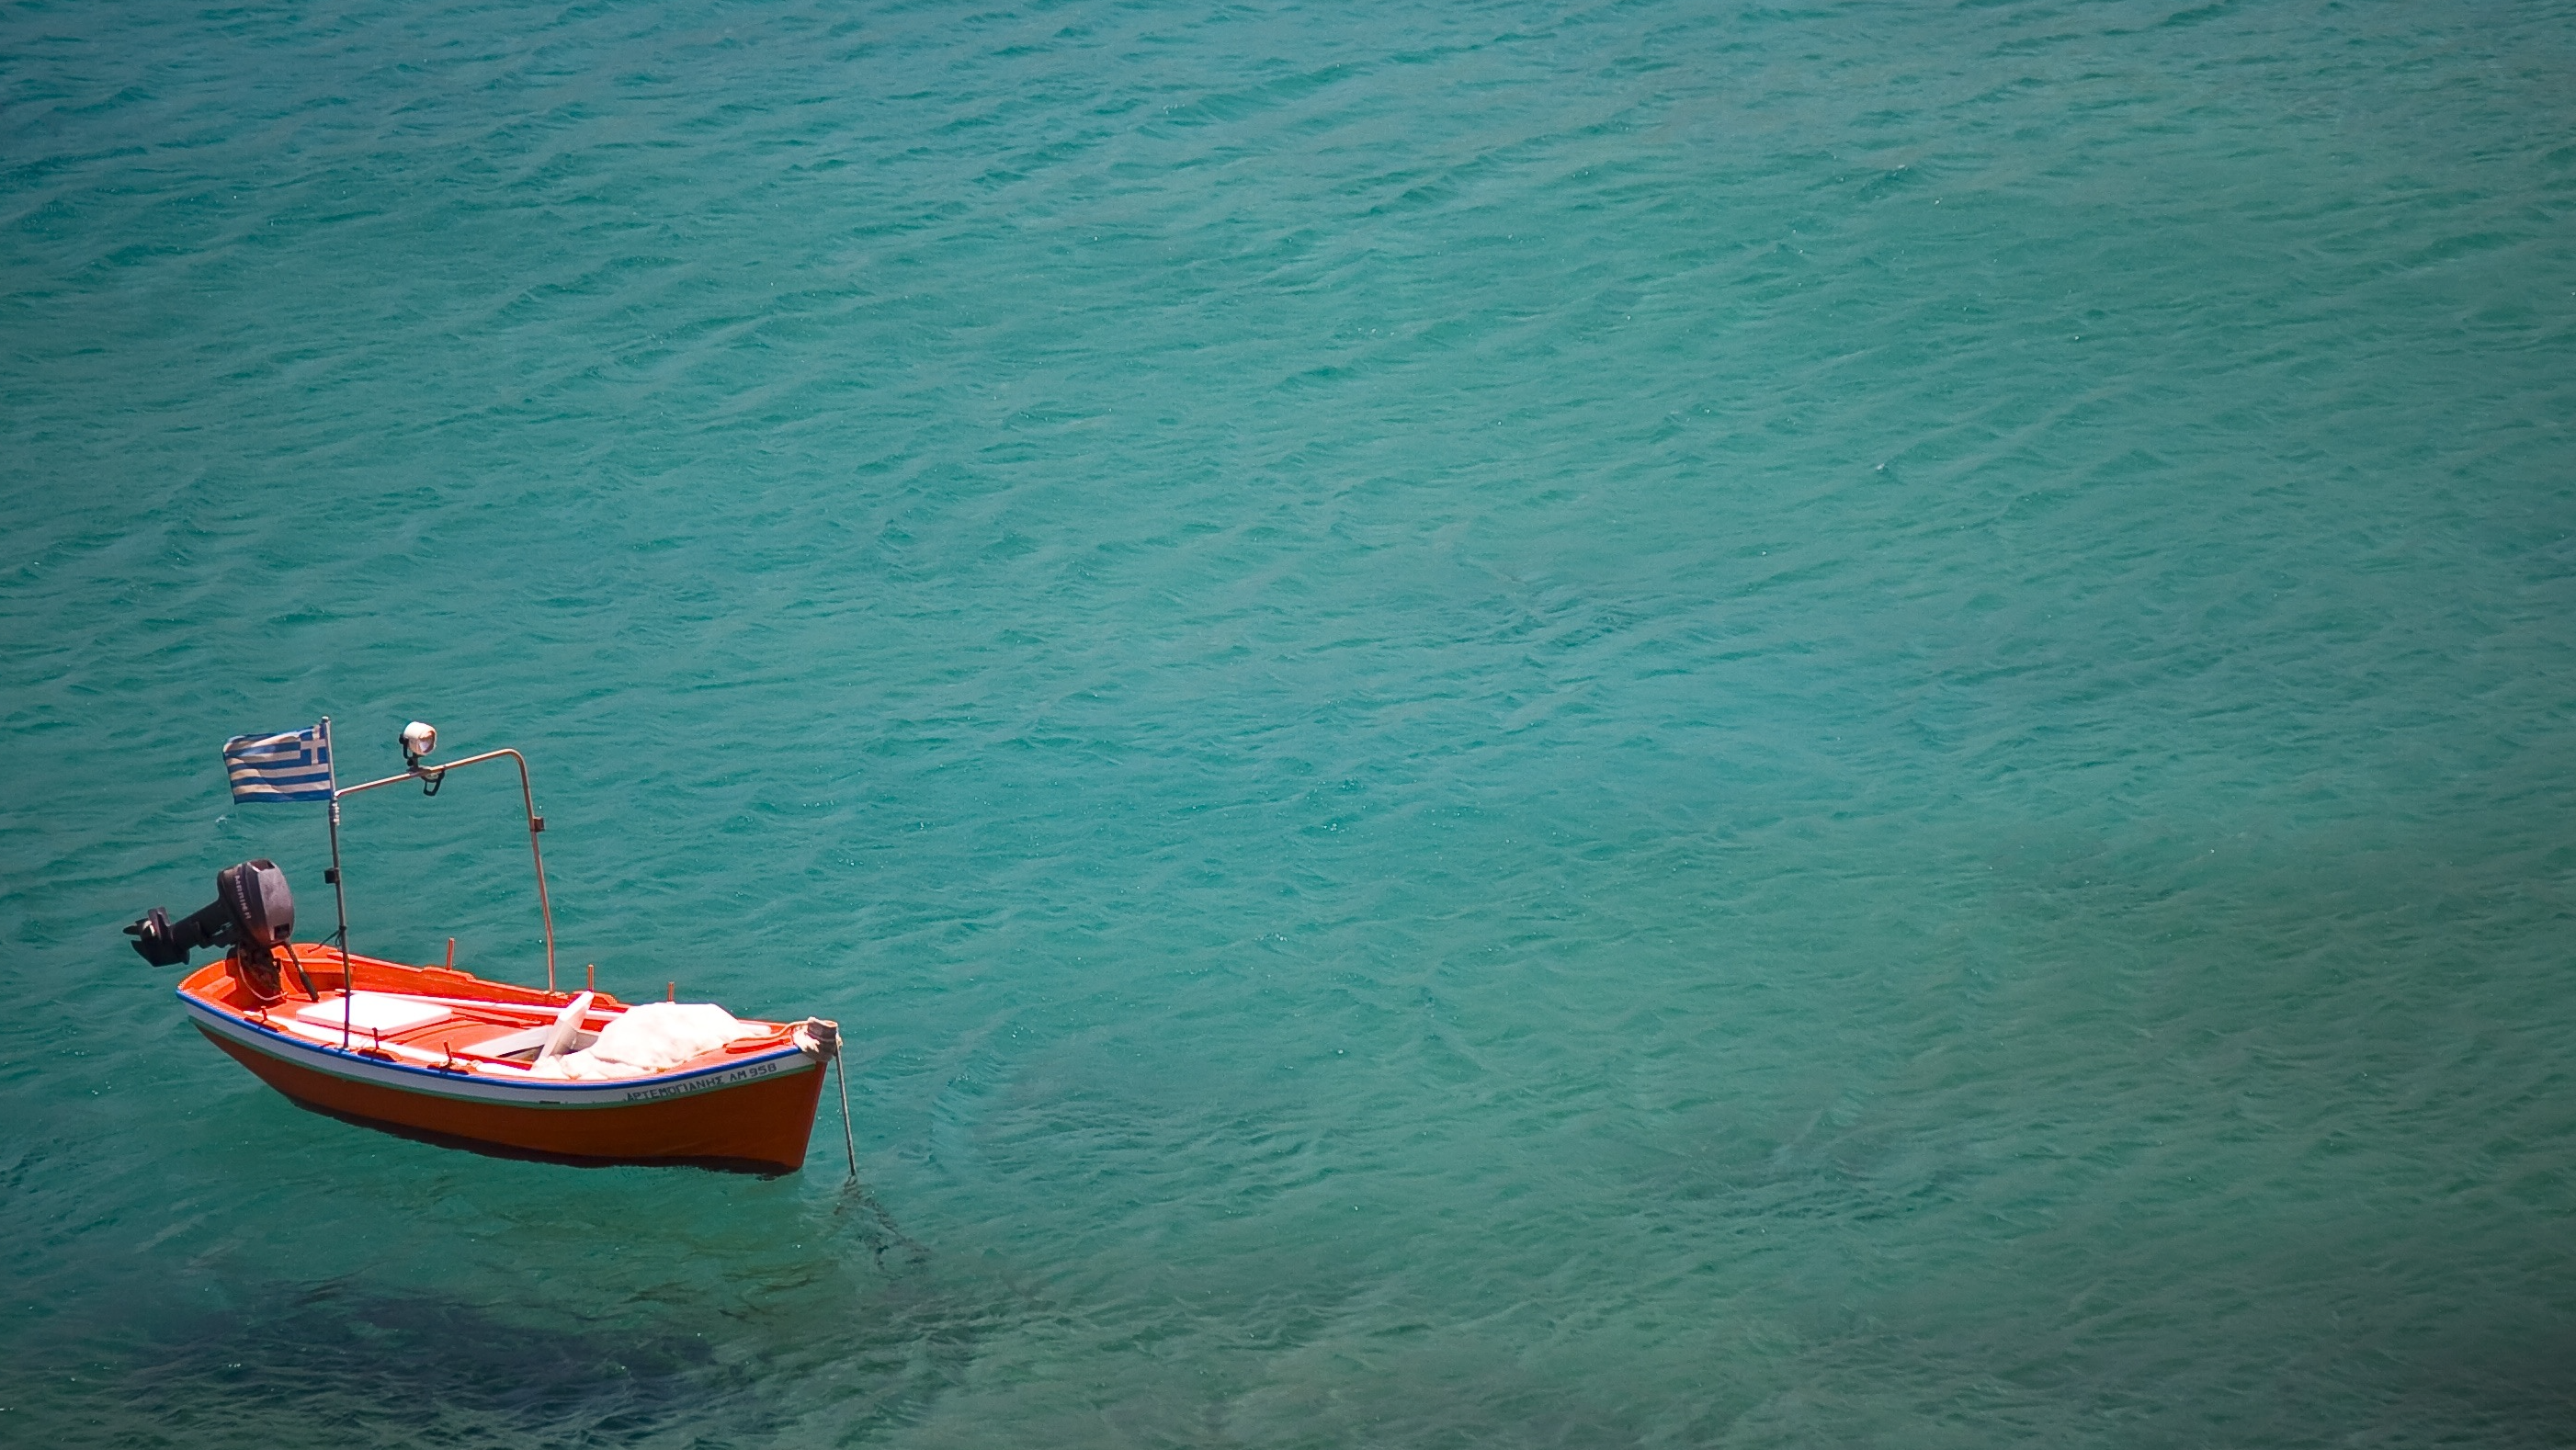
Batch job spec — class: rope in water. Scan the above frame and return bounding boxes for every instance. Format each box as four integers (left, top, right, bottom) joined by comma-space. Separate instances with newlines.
834, 1050, 857, 1183
809, 1017, 857, 1182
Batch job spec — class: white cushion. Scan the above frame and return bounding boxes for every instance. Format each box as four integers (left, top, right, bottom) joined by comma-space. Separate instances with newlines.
530, 1002, 754, 1080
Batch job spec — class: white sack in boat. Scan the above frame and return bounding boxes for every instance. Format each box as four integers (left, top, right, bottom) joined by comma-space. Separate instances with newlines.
532, 1002, 754, 1080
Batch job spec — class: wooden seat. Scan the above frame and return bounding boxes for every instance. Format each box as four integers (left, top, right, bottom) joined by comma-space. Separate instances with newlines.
293, 991, 449, 1037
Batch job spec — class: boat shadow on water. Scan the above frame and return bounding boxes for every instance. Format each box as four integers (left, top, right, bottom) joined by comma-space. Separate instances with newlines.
7, 1192, 988, 1449
123, 1281, 755, 1444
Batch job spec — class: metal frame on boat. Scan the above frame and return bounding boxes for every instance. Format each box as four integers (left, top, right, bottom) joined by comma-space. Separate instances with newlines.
317, 720, 561, 1047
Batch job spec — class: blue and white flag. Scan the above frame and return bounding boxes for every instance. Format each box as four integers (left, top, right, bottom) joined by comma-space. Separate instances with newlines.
222, 720, 334, 803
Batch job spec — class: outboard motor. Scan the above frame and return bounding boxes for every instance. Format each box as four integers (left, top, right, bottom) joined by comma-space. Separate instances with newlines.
127, 860, 297, 1003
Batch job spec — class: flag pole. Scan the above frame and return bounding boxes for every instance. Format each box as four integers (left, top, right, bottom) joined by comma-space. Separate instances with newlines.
320, 716, 356, 1048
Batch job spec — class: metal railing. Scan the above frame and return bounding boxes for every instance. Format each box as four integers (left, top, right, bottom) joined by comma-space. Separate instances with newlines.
324, 736, 560, 1045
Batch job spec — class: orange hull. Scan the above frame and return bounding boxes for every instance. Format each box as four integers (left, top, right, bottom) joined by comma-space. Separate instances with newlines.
177, 947, 833, 1174
199, 1026, 826, 1171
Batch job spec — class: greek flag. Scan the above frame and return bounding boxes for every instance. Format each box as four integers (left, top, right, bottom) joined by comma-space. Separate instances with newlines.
222, 720, 334, 803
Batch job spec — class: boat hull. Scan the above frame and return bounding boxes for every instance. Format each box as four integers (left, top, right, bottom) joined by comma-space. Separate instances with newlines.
178, 953, 831, 1174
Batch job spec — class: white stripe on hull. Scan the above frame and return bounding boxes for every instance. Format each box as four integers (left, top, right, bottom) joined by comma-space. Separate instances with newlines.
181, 995, 821, 1109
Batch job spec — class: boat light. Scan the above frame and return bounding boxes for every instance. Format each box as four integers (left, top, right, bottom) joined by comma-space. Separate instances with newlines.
401, 720, 437, 763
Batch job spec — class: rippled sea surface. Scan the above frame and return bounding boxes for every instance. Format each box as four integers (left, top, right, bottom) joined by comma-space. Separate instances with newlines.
6, 0, 2574, 1444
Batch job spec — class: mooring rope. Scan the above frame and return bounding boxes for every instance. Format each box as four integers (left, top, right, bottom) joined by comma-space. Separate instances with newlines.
808, 1017, 858, 1183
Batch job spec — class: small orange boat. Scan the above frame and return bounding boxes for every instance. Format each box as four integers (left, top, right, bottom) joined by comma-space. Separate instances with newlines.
129, 719, 850, 1175
175, 946, 835, 1172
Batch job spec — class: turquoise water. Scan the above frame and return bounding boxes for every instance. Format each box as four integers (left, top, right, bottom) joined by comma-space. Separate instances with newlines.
6, 0, 2574, 1442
